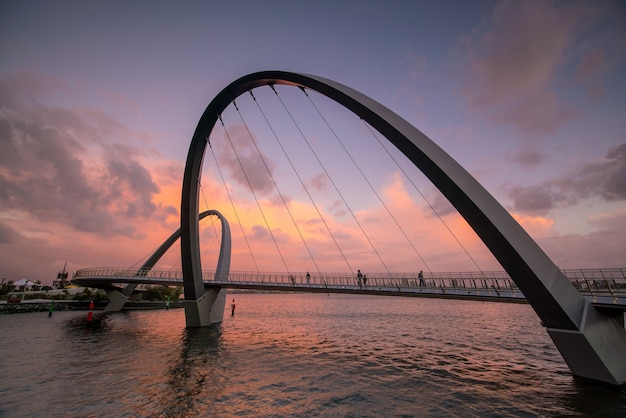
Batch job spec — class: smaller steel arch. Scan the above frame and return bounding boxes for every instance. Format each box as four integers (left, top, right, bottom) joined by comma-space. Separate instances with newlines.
104, 209, 231, 313
139, 209, 231, 277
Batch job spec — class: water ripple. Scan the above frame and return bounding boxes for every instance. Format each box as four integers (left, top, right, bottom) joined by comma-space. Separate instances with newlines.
0, 295, 624, 417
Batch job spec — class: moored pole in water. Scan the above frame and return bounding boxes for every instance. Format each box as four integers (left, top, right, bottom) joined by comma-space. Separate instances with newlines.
87, 300, 94, 324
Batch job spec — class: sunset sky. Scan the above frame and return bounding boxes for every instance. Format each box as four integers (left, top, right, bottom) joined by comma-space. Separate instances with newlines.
1, 1, 625, 284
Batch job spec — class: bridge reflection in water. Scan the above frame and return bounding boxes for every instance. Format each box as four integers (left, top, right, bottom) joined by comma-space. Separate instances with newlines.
73, 267, 626, 312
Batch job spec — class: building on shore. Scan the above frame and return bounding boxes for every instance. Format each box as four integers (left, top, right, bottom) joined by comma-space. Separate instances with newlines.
52, 264, 71, 289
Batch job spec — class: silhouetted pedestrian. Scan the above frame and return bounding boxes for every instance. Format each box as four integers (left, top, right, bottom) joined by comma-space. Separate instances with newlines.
306, 272, 311, 284
418, 270, 424, 287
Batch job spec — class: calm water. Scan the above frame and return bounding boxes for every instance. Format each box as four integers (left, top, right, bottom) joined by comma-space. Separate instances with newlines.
1, 294, 624, 417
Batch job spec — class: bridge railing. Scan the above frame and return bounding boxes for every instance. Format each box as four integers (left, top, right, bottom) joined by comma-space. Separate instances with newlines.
72, 267, 626, 298
201, 270, 520, 294
562, 268, 626, 296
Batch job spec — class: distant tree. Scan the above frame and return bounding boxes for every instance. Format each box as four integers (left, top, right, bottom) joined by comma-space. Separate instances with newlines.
74, 287, 93, 300
146, 285, 183, 301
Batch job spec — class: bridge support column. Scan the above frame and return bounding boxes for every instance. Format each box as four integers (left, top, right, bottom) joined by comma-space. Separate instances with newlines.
546, 300, 626, 385
103, 283, 138, 312
184, 286, 227, 327
104, 289, 130, 312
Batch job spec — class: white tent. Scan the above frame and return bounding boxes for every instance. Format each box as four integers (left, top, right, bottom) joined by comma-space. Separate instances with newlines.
12, 278, 39, 289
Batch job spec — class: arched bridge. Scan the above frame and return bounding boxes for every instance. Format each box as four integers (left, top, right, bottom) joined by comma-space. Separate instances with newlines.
76, 71, 626, 385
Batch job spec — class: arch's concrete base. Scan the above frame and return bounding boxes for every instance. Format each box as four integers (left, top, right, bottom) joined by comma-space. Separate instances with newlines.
546, 300, 626, 385
184, 286, 227, 327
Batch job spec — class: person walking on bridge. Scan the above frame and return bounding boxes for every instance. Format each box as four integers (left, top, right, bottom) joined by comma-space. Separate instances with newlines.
306, 272, 311, 284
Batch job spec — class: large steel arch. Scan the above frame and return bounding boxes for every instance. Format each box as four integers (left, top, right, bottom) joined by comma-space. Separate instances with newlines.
181, 71, 626, 384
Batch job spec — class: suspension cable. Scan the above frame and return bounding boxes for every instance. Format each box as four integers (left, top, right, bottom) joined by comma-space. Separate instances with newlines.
243, 90, 321, 273
271, 84, 390, 274
222, 101, 290, 273
300, 87, 433, 275
197, 180, 223, 253
362, 119, 485, 276
212, 120, 261, 272
248, 89, 338, 275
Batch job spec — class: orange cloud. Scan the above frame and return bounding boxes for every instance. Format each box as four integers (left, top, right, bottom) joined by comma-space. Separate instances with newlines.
511, 212, 555, 239
201, 170, 507, 275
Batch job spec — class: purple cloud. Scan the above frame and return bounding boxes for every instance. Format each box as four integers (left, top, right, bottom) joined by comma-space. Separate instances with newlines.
539, 210, 626, 268
0, 221, 20, 244
503, 142, 626, 214
214, 126, 276, 196
506, 143, 547, 168
0, 72, 176, 238
464, 0, 623, 135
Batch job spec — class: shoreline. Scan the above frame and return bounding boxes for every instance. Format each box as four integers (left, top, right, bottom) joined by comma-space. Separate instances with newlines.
0, 299, 183, 314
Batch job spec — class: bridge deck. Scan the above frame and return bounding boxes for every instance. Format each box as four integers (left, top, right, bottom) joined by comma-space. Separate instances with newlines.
72, 267, 626, 309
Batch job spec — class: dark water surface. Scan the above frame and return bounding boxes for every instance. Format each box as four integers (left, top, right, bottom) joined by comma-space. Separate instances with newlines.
1, 294, 624, 417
